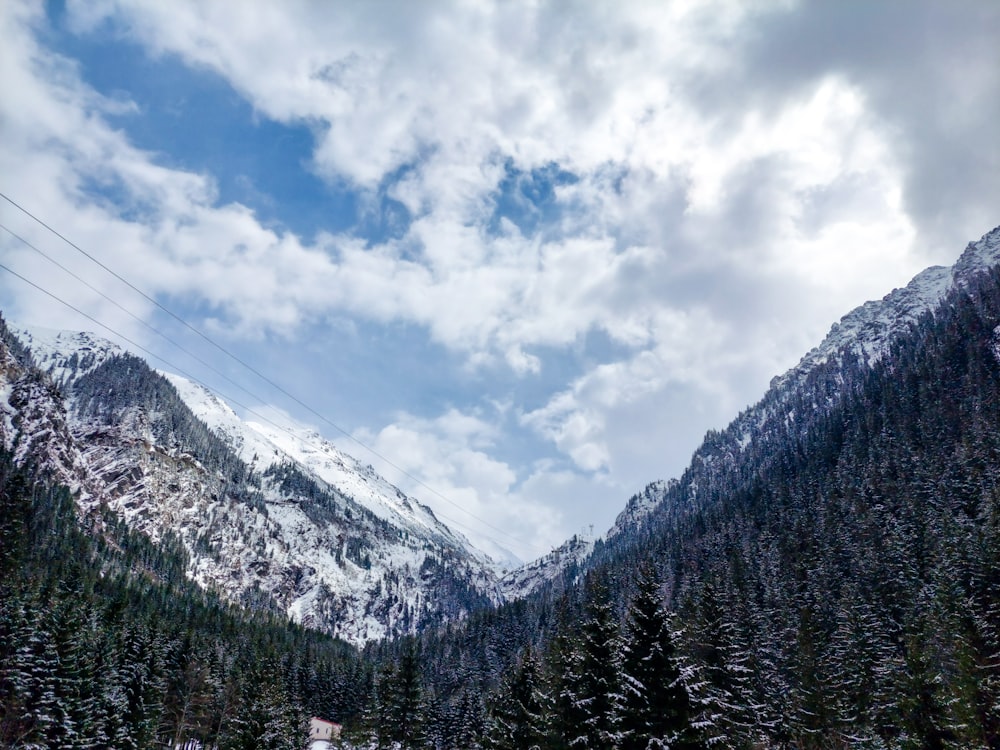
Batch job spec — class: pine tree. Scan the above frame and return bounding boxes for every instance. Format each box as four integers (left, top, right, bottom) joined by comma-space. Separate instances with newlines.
367, 660, 397, 749
822, 591, 901, 746
162, 636, 214, 747
114, 624, 167, 750
538, 612, 576, 750
47, 596, 105, 749
394, 640, 427, 748
620, 562, 701, 750
563, 574, 623, 749
684, 577, 755, 747
218, 664, 304, 750
485, 647, 546, 749
2, 596, 64, 748
369, 640, 426, 749
898, 627, 955, 750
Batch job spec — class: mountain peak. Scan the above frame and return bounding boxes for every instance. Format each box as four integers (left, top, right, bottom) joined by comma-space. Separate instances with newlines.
10, 324, 124, 388
771, 224, 1000, 392
953, 223, 1000, 278
2, 327, 506, 644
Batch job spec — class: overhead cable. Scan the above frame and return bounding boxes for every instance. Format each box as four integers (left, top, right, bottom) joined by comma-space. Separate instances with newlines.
0, 195, 543, 556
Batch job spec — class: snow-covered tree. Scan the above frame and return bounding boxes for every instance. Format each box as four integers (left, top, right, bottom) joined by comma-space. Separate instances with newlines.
563, 574, 623, 749
484, 647, 546, 749
620, 562, 701, 750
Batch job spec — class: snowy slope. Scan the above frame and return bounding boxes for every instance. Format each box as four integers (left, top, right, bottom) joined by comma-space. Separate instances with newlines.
248, 419, 451, 540
509, 224, 1000, 596
2, 326, 504, 644
499, 479, 672, 598
607, 479, 674, 539
721, 226, 1000, 505
159, 372, 280, 469
499, 534, 595, 600
12, 326, 124, 386
772, 226, 1000, 392
0, 323, 102, 502
162, 373, 504, 572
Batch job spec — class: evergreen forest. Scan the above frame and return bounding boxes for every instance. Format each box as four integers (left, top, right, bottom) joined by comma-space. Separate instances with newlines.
3, 267, 1000, 748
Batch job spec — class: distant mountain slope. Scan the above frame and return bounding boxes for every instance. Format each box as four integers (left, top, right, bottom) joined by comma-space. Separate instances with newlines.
1, 322, 502, 644
402, 224, 1000, 748
604, 225, 1000, 543
504, 226, 1000, 598
162, 372, 493, 566
499, 533, 594, 600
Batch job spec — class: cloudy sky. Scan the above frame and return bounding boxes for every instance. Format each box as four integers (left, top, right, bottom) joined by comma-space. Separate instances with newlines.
1, 0, 998, 562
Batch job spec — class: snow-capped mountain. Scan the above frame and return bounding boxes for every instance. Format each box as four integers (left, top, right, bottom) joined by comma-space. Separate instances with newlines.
499, 533, 595, 600
715, 225, 1000, 456
1, 323, 503, 644
476, 225, 1000, 600
771, 226, 1000, 393
12, 327, 123, 387
5, 225, 999, 625
163, 373, 479, 554
592, 225, 1000, 585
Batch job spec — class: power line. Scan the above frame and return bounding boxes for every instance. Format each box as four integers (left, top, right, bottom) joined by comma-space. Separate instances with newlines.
0, 190, 526, 548
0, 194, 543, 555
0, 222, 271, 407
0, 255, 532, 553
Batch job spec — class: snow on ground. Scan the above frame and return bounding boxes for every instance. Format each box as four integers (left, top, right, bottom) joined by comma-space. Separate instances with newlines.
499, 534, 594, 600
11, 325, 124, 386
161, 372, 284, 469
165, 370, 514, 575
165, 372, 461, 542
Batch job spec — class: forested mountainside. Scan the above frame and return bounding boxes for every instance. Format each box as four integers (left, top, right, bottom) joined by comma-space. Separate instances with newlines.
0, 444, 376, 748
370, 238, 1000, 748
2, 229, 1000, 749
1, 322, 502, 645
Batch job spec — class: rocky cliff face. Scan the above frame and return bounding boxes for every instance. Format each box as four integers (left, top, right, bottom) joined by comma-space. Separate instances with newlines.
2, 322, 502, 644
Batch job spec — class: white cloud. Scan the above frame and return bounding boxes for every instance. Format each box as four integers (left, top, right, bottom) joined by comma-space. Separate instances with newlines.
341, 408, 561, 561
5, 0, 929, 369
2, 0, 998, 553
521, 305, 736, 474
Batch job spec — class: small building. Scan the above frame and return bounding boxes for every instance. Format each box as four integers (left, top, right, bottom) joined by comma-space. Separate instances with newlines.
309, 716, 342, 747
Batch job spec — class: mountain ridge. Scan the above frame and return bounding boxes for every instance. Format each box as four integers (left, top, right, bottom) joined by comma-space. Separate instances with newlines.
0, 323, 505, 644
773, 225, 1000, 392
601, 224, 1000, 549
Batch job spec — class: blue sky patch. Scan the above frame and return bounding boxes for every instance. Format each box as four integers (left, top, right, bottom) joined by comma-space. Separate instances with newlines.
43, 1, 358, 241
489, 160, 578, 238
